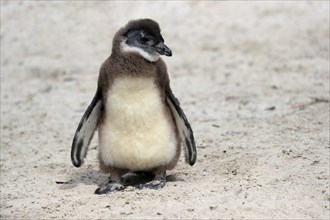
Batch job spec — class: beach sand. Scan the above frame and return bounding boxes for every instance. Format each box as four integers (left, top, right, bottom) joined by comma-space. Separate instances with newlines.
1, 1, 329, 219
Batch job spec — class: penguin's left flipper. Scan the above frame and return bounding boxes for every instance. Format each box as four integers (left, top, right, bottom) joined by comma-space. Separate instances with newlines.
71, 89, 103, 167
166, 89, 197, 165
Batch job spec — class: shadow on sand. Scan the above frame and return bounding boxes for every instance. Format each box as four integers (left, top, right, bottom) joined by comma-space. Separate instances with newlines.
56, 169, 179, 190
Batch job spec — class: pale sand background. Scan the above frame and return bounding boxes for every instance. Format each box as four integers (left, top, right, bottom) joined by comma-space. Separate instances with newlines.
1, 1, 329, 219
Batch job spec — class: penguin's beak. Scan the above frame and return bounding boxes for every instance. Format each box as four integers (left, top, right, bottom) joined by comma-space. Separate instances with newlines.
155, 42, 172, 56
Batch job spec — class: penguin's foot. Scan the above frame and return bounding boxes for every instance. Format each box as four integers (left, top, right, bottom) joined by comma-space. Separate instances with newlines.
136, 171, 166, 190
94, 182, 125, 195
137, 179, 166, 190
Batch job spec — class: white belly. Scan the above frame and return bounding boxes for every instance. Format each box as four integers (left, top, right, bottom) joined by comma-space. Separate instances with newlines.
98, 77, 178, 171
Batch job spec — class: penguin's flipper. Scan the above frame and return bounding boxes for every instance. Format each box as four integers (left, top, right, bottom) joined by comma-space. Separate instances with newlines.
71, 89, 103, 167
166, 89, 197, 166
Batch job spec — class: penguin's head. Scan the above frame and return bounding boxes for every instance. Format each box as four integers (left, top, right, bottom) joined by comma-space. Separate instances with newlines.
116, 19, 172, 62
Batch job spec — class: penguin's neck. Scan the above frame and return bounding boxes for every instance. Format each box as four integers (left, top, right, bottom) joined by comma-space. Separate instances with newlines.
111, 53, 158, 78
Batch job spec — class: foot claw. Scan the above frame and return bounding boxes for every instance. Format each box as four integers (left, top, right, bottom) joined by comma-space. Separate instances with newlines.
137, 179, 166, 190
95, 182, 125, 195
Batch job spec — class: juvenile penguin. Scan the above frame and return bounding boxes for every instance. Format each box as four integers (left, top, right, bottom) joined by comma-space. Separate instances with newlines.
71, 18, 197, 194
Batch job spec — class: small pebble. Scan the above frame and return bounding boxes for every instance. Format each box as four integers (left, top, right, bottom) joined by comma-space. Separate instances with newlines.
209, 206, 217, 210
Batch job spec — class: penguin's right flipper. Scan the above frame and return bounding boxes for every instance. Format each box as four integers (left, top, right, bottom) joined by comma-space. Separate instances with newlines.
166, 89, 197, 166
71, 89, 103, 167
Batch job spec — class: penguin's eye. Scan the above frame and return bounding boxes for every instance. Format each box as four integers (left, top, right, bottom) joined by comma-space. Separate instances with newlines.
140, 36, 150, 42
139, 31, 153, 43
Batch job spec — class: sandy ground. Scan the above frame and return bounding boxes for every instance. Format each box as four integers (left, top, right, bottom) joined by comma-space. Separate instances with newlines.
1, 1, 329, 219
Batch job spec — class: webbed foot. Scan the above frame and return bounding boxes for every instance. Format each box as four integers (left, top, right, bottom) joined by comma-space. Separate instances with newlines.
95, 182, 125, 195
137, 170, 166, 190
137, 179, 166, 190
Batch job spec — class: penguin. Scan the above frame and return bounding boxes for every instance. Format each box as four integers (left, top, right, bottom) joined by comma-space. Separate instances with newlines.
71, 18, 197, 194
